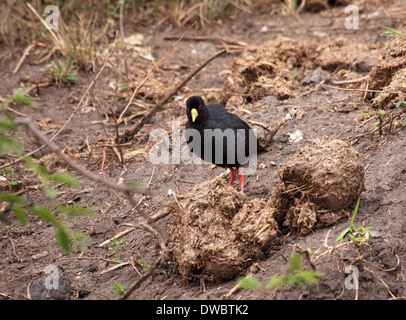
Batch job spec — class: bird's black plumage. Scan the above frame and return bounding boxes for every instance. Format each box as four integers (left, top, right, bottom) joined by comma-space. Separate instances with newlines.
184, 96, 265, 192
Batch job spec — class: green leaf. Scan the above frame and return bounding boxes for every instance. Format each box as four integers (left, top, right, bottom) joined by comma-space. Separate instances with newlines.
43, 185, 58, 199
56, 228, 71, 255
9, 179, 24, 186
51, 172, 81, 187
108, 283, 127, 297
31, 206, 60, 227
11, 89, 39, 107
0, 118, 18, 132
238, 277, 264, 290
266, 275, 284, 289
125, 180, 145, 189
11, 204, 27, 226
335, 227, 350, 242
288, 253, 303, 272
0, 134, 22, 154
394, 101, 406, 109
33, 163, 49, 178
0, 193, 25, 204
380, 26, 406, 39
71, 230, 91, 254
287, 270, 323, 287
349, 197, 361, 229
118, 83, 128, 90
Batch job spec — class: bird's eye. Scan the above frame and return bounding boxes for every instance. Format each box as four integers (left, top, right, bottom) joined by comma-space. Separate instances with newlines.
198, 105, 202, 110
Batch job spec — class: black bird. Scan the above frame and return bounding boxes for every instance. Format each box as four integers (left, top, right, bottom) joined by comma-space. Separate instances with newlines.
185, 96, 265, 192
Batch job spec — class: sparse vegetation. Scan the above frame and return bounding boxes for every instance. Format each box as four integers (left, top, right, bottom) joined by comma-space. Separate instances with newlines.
380, 26, 406, 40
7, 88, 39, 108
335, 197, 372, 246
1, 97, 94, 254
45, 54, 78, 86
107, 282, 127, 298
1, 0, 405, 301
137, 257, 151, 272
109, 237, 126, 261
238, 252, 324, 291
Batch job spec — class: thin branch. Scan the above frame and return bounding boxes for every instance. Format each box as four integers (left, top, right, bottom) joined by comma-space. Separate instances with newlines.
119, 0, 126, 40
163, 35, 248, 47
122, 48, 227, 141
0, 0, 17, 43
119, 257, 162, 300
98, 207, 171, 247
13, 42, 37, 74
330, 75, 369, 85
109, 106, 124, 165
0, 32, 118, 171
14, 117, 145, 193
323, 84, 406, 96
117, 23, 195, 124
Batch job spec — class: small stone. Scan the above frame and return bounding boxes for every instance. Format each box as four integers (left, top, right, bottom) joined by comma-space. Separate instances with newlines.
302, 66, 330, 85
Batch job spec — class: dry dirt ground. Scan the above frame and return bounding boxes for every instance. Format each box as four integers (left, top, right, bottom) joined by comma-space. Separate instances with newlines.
1, 1, 406, 301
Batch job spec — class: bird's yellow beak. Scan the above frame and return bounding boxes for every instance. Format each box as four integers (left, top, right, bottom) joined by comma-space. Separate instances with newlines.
191, 108, 198, 122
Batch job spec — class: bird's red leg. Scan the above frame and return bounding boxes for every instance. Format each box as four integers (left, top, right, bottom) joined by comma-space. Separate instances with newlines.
229, 168, 236, 185
238, 169, 245, 193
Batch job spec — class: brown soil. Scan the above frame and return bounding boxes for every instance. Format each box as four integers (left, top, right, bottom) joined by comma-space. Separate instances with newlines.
1, 1, 406, 301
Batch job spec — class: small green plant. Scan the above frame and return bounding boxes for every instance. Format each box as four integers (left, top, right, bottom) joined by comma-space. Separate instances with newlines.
1, 103, 95, 255
46, 54, 78, 86
377, 109, 388, 135
394, 101, 406, 127
238, 252, 323, 291
0, 115, 21, 157
394, 101, 406, 109
107, 282, 127, 298
335, 197, 372, 245
9, 88, 39, 108
162, 172, 171, 181
0, 178, 94, 254
1, 166, 24, 186
138, 257, 150, 272
108, 237, 125, 261
109, 75, 128, 92
380, 26, 406, 40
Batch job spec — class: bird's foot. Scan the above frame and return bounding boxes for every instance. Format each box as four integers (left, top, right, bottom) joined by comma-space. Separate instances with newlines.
238, 169, 245, 193
229, 168, 236, 185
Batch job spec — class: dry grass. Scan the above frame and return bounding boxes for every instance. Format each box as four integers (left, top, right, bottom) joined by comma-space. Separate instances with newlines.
167, 0, 256, 27
26, 3, 99, 71
0, 0, 277, 72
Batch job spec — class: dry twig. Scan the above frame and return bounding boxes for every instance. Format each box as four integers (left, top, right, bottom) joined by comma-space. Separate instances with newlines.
119, 257, 162, 300
122, 48, 227, 141
14, 117, 144, 193
13, 42, 37, 74
163, 35, 247, 47
98, 207, 171, 247
117, 23, 195, 124
323, 84, 406, 96
0, 32, 118, 171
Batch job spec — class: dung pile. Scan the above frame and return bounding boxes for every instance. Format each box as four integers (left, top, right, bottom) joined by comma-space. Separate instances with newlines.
220, 36, 376, 109
166, 138, 364, 280
220, 36, 316, 108
367, 36, 406, 108
277, 138, 365, 234
166, 177, 278, 282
